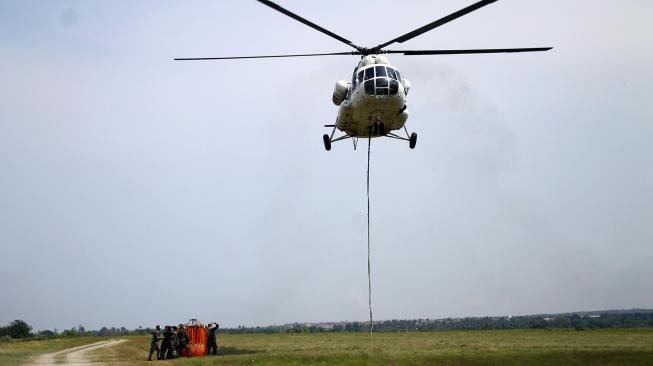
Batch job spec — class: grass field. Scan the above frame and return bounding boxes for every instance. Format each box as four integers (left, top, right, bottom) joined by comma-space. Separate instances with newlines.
87, 329, 653, 366
2, 329, 652, 365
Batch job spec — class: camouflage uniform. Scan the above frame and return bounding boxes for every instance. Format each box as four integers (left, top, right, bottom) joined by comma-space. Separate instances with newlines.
160, 326, 175, 359
171, 327, 179, 358
177, 327, 190, 357
147, 327, 162, 361
207, 324, 218, 355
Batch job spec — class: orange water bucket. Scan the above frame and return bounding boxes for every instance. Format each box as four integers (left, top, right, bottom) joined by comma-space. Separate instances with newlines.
184, 325, 207, 357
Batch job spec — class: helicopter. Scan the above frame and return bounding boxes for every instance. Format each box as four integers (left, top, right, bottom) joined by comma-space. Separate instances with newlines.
176, 0, 552, 151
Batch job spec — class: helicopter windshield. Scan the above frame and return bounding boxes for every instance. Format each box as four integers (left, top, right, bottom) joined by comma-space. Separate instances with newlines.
386, 67, 397, 80
359, 66, 401, 96
364, 67, 374, 80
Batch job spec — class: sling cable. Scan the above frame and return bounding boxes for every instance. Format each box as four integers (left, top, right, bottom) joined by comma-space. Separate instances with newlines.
366, 130, 373, 345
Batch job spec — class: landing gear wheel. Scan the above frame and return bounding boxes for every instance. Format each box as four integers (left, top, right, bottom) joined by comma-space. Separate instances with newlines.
378, 122, 385, 136
409, 132, 417, 149
323, 134, 332, 151
372, 122, 379, 136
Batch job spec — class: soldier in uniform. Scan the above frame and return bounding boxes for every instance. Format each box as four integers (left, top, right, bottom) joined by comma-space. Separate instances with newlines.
147, 325, 162, 361
171, 326, 179, 358
160, 325, 174, 359
177, 324, 190, 357
207, 322, 219, 355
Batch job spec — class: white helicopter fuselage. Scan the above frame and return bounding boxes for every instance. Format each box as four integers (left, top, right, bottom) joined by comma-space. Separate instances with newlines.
332, 55, 410, 138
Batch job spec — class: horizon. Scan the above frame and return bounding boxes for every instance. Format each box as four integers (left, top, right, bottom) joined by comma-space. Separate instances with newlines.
20, 307, 653, 333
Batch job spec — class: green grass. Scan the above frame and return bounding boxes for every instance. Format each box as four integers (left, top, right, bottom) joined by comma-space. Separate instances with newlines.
91, 329, 653, 366
0, 336, 100, 366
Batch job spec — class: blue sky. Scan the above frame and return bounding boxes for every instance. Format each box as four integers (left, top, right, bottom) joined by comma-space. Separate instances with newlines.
1, 0, 652, 331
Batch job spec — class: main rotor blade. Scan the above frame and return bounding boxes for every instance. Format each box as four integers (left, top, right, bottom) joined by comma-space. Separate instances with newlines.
257, 0, 363, 52
372, 0, 498, 52
385, 47, 552, 55
174, 51, 358, 61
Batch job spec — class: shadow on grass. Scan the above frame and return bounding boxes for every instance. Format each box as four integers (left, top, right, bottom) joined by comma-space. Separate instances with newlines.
217, 346, 262, 356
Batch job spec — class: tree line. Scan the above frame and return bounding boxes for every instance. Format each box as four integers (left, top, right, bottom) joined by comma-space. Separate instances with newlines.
223, 309, 653, 334
0, 320, 151, 341
3, 309, 653, 340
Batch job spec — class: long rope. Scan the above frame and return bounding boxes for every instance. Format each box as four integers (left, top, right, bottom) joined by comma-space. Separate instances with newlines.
366, 131, 373, 345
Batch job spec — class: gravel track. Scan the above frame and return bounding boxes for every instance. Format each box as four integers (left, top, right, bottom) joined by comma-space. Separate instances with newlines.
28, 339, 126, 365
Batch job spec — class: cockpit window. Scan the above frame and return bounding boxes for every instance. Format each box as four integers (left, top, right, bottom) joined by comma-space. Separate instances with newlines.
395, 70, 402, 81
389, 80, 399, 95
376, 87, 389, 96
364, 80, 374, 94
386, 68, 397, 80
357, 71, 364, 85
375, 66, 386, 77
364, 67, 374, 80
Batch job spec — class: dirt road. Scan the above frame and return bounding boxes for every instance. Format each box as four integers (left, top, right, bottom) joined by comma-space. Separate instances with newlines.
28, 339, 126, 365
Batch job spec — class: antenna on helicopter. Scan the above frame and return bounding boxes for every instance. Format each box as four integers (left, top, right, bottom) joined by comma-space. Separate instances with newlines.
175, 0, 551, 61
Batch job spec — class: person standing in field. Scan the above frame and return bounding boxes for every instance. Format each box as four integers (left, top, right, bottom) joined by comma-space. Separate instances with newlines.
171, 326, 179, 358
147, 325, 162, 361
177, 324, 190, 357
207, 322, 219, 355
160, 325, 175, 359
